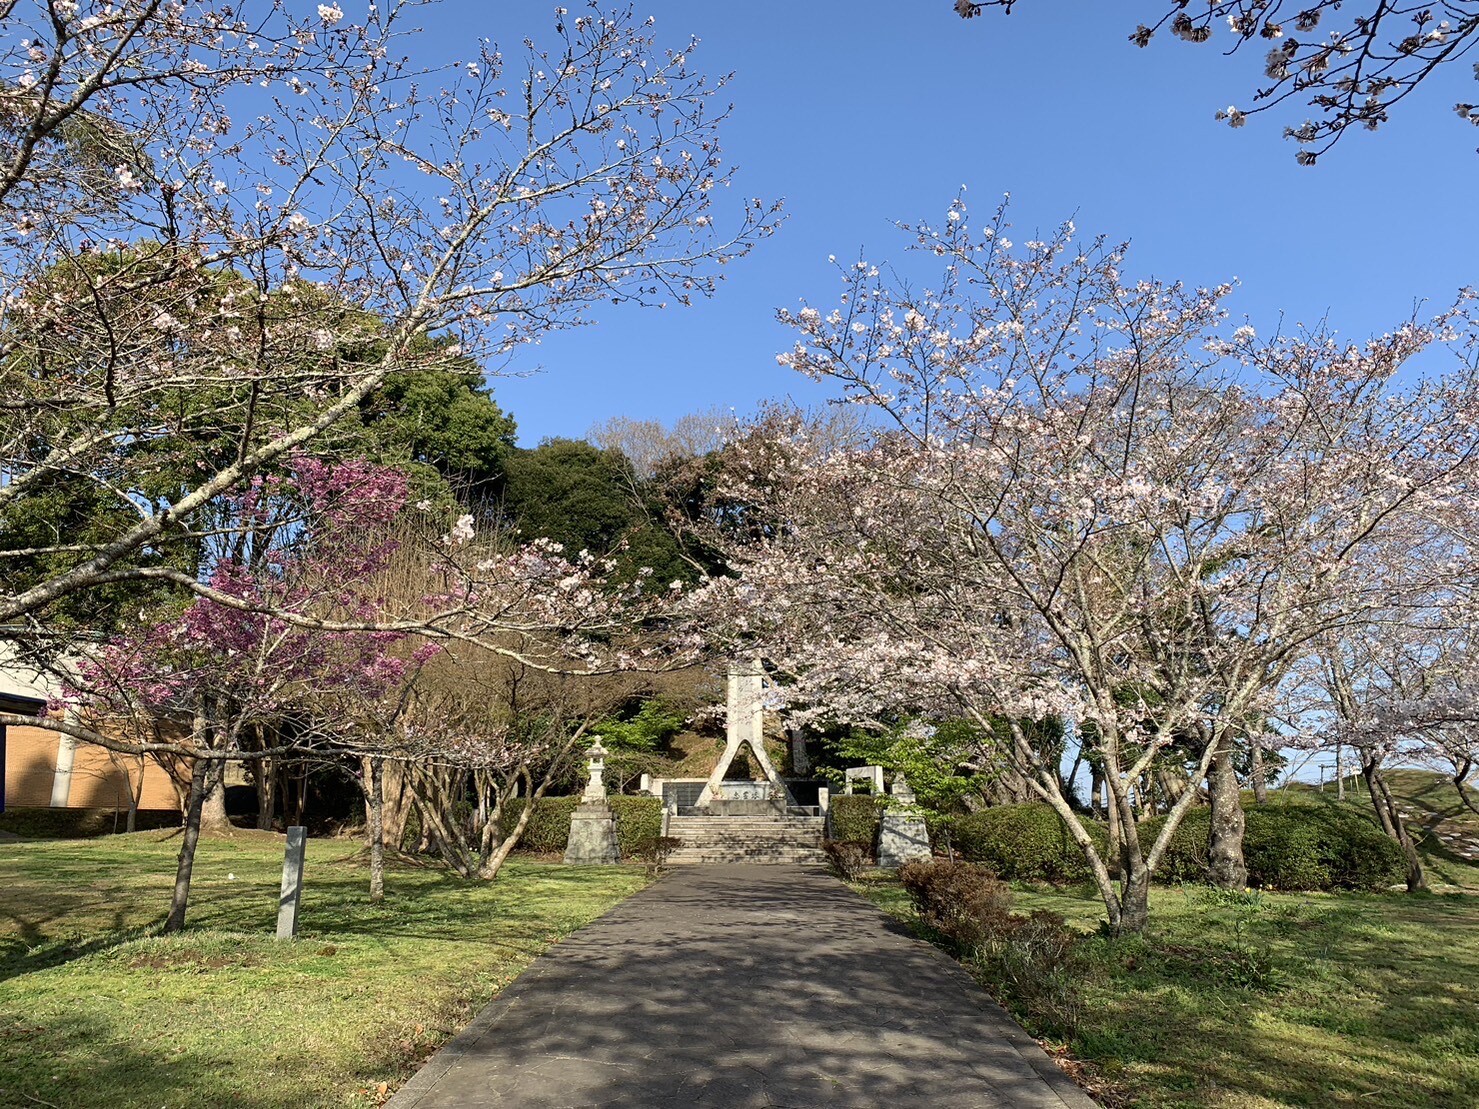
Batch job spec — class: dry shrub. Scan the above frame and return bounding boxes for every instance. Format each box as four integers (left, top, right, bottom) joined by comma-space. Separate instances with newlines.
899, 860, 1086, 1037
824, 839, 873, 880
898, 859, 1014, 947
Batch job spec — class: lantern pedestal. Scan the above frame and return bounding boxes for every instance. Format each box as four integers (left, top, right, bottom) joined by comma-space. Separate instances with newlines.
564, 802, 620, 865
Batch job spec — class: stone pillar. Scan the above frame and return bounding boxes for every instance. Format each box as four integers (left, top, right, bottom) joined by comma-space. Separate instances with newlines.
276, 826, 307, 940
788, 726, 811, 775
49, 732, 77, 808
564, 739, 620, 865
877, 774, 931, 868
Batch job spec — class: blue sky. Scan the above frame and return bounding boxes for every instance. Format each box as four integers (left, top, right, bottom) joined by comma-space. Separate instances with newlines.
411, 2, 1478, 446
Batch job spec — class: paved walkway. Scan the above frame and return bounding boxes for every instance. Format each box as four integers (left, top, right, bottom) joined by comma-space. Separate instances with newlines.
388, 865, 1097, 1108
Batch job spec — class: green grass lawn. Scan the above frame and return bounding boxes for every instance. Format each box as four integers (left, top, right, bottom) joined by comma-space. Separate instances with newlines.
0, 830, 650, 1108
857, 875, 1479, 1108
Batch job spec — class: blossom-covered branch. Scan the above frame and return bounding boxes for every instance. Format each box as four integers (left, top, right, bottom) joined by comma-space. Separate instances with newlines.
954, 0, 1479, 161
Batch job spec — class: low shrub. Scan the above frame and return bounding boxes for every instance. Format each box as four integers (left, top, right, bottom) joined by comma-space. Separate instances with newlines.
948, 803, 1103, 882
898, 860, 1086, 1037
898, 859, 1014, 948
824, 839, 872, 880
829, 795, 884, 847
1141, 804, 1407, 891
609, 796, 664, 859
987, 908, 1087, 1036
498, 796, 579, 853
498, 794, 664, 860
0, 808, 180, 839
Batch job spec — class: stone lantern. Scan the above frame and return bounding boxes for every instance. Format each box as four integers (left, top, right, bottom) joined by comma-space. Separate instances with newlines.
582, 738, 609, 802
565, 737, 620, 865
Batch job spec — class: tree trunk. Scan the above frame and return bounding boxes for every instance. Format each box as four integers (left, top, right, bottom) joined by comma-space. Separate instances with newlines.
1361, 757, 1397, 837
477, 796, 530, 881
1106, 786, 1123, 879
1450, 758, 1477, 817
368, 757, 385, 903
200, 760, 233, 835
293, 762, 309, 827
1207, 737, 1248, 889
1118, 859, 1151, 934
254, 739, 275, 831
165, 758, 210, 933
1250, 742, 1268, 805
380, 759, 412, 850
1365, 762, 1428, 893
126, 756, 144, 833
1111, 785, 1151, 935
1335, 743, 1346, 802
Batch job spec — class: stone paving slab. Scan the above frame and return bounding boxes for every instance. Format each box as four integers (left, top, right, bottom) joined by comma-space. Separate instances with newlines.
387, 865, 1097, 1108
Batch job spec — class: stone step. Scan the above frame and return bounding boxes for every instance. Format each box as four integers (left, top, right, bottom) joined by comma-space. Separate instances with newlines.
668, 845, 822, 857
668, 833, 828, 839
670, 827, 823, 834
668, 817, 823, 826
666, 852, 829, 865
667, 826, 823, 834
666, 845, 824, 858
664, 811, 826, 866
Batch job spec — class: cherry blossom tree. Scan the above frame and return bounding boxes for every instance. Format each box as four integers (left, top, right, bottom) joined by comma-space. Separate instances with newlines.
953, 0, 1479, 162
695, 199, 1479, 933
0, 1, 778, 638
1308, 556, 1479, 849
316, 518, 693, 894
342, 656, 623, 884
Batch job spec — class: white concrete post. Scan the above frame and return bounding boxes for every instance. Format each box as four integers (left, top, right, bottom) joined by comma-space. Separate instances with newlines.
49, 733, 78, 808
276, 827, 307, 940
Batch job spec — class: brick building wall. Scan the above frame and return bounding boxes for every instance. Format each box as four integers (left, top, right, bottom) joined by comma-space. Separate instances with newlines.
1, 718, 183, 813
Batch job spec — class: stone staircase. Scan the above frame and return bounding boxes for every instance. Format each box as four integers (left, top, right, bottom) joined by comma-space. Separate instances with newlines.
664, 814, 827, 865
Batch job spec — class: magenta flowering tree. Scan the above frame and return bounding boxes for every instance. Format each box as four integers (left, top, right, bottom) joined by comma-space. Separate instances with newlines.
63, 452, 700, 920
694, 199, 1479, 933
67, 455, 425, 928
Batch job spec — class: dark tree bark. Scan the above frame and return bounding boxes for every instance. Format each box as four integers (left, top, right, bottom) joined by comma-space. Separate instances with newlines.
1207, 735, 1249, 889
1113, 787, 1151, 934
165, 757, 210, 933
379, 759, 412, 851
1106, 785, 1124, 879
253, 727, 276, 831
1453, 758, 1479, 818
1250, 742, 1268, 805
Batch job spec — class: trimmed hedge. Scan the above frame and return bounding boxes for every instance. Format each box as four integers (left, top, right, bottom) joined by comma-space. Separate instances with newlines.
829, 795, 884, 845
610, 796, 663, 857
946, 804, 1103, 883
1142, 804, 1406, 891
497, 795, 664, 859
0, 808, 181, 839
498, 796, 580, 852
